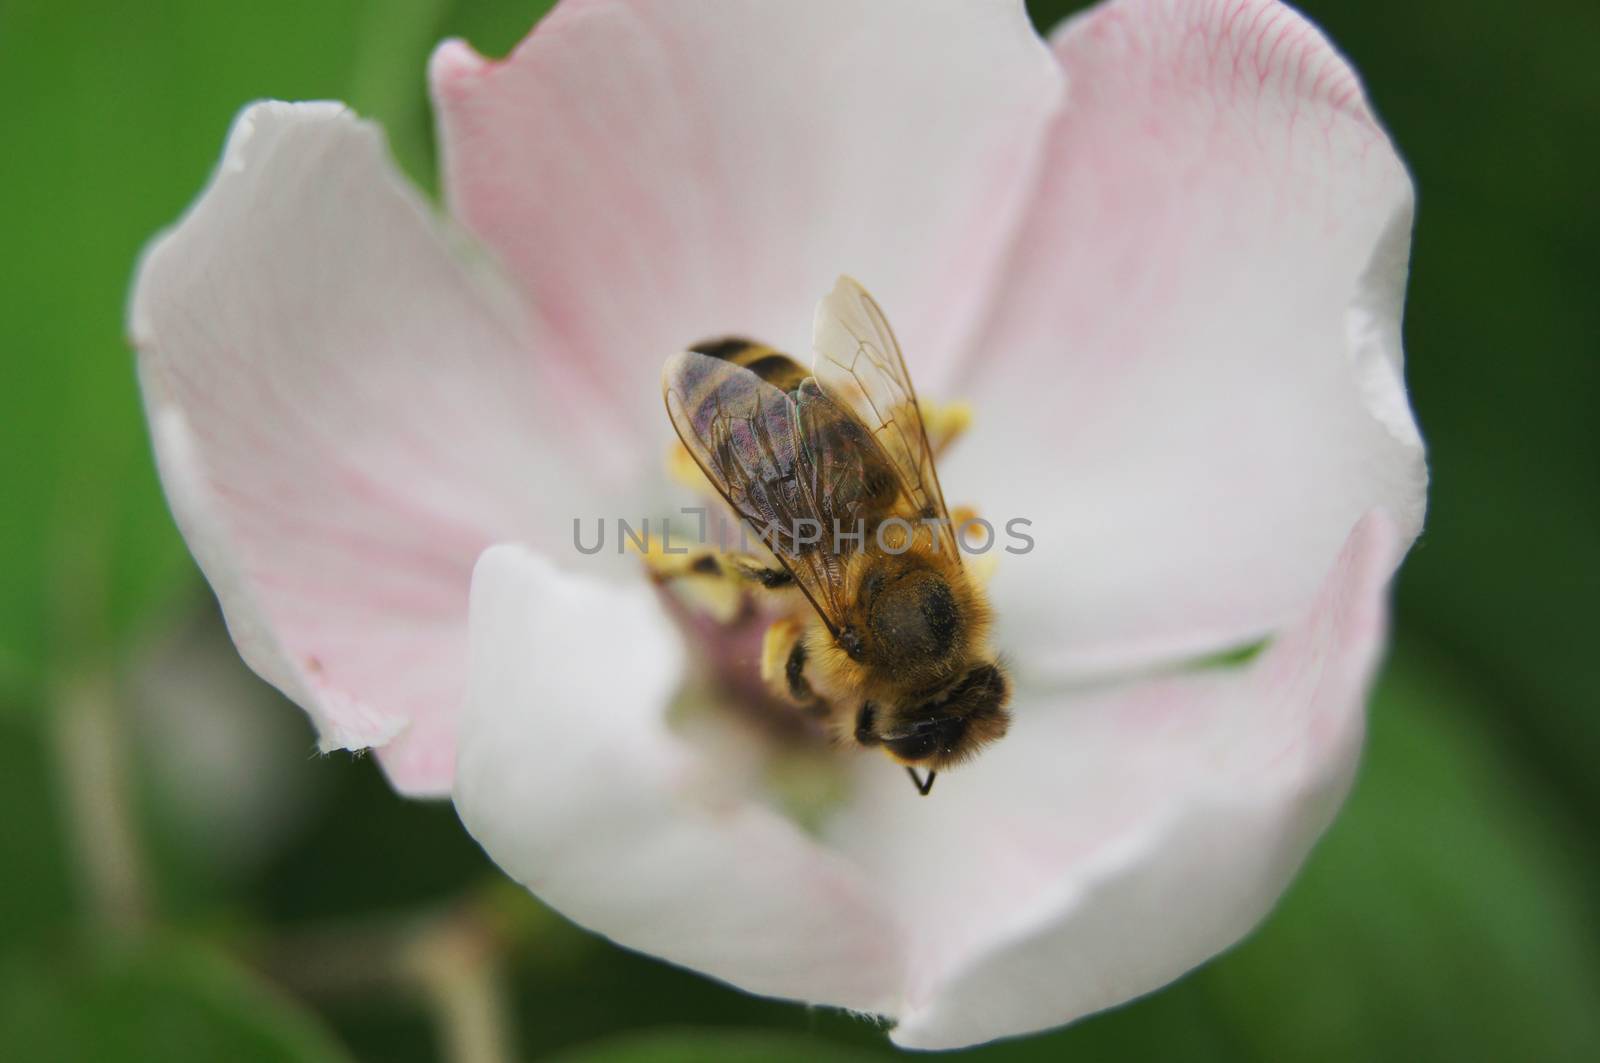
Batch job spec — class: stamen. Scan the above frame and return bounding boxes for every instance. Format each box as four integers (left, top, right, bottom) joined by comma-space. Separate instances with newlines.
920, 398, 974, 458
666, 439, 713, 493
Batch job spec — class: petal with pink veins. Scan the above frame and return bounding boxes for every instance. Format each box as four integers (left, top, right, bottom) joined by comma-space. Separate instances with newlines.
429, 0, 1065, 421
944, 0, 1427, 678
130, 102, 635, 795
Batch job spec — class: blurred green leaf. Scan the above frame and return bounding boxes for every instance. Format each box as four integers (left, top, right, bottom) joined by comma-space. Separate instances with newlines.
0, 714, 75, 945
345, 0, 454, 189
345, 0, 561, 192
0, 937, 351, 1063
438, 0, 561, 61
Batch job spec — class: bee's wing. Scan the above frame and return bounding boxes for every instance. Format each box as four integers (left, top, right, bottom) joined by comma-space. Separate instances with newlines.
663, 350, 900, 634
810, 276, 959, 562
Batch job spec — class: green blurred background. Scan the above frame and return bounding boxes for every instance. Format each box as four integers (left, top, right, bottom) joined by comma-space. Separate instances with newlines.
2, 0, 1596, 1059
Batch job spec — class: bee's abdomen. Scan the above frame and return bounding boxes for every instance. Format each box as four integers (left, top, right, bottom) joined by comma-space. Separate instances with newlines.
690, 337, 810, 393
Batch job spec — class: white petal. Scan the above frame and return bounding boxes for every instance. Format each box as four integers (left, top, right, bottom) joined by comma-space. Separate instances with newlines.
454, 546, 906, 1012
458, 511, 1399, 1046
827, 512, 1402, 1049
130, 102, 634, 794
943, 0, 1427, 677
429, 0, 1064, 425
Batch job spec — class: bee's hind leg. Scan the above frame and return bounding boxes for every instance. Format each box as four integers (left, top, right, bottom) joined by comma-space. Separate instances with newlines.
761, 617, 824, 711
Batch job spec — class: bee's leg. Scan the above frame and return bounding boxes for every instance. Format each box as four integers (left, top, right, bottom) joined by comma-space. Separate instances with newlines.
635, 536, 797, 621
632, 537, 742, 622
920, 399, 974, 459
631, 532, 712, 584
662, 439, 795, 588
718, 552, 796, 590
633, 533, 789, 589
760, 617, 823, 709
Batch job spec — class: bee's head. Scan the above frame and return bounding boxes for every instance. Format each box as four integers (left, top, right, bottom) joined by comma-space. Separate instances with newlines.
872, 662, 1011, 772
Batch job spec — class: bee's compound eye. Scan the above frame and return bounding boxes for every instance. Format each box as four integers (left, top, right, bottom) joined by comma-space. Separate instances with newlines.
883, 731, 939, 763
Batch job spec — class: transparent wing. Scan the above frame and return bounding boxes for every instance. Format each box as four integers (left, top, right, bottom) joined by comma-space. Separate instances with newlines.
663, 350, 901, 633
810, 275, 958, 562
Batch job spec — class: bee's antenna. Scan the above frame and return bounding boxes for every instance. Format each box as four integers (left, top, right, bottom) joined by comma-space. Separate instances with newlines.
905, 767, 936, 796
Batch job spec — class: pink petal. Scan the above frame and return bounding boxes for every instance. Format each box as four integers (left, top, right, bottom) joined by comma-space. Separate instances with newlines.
455, 546, 906, 1012
130, 103, 634, 794
841, 511, 1402, 1048
429, 0, 1064, 418
944, 0, 1427, 676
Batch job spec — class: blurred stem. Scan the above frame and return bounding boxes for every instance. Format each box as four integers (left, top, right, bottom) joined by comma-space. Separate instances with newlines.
403, 909, 515, 1063
258, 893, 526, 1063
50, 669, 150, 937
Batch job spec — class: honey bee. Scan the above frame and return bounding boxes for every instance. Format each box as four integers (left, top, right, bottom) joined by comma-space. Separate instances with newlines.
662, 276, 1010, 795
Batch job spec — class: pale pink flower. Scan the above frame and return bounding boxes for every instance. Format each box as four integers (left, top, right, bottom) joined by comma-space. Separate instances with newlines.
130, 0, 1426, 1048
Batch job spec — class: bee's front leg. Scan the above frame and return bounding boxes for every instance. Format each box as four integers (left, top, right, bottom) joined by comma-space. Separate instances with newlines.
635, 538, 797, 623
638, 542, 793, 590
718, 553, 796, 590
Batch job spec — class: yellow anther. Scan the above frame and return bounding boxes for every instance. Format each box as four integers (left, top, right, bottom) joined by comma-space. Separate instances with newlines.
965, 547, 1000, 588
677, 576, 744, 624
666, 440, 715, 494
921, 399, 974, 458
948, 504, 999, 586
